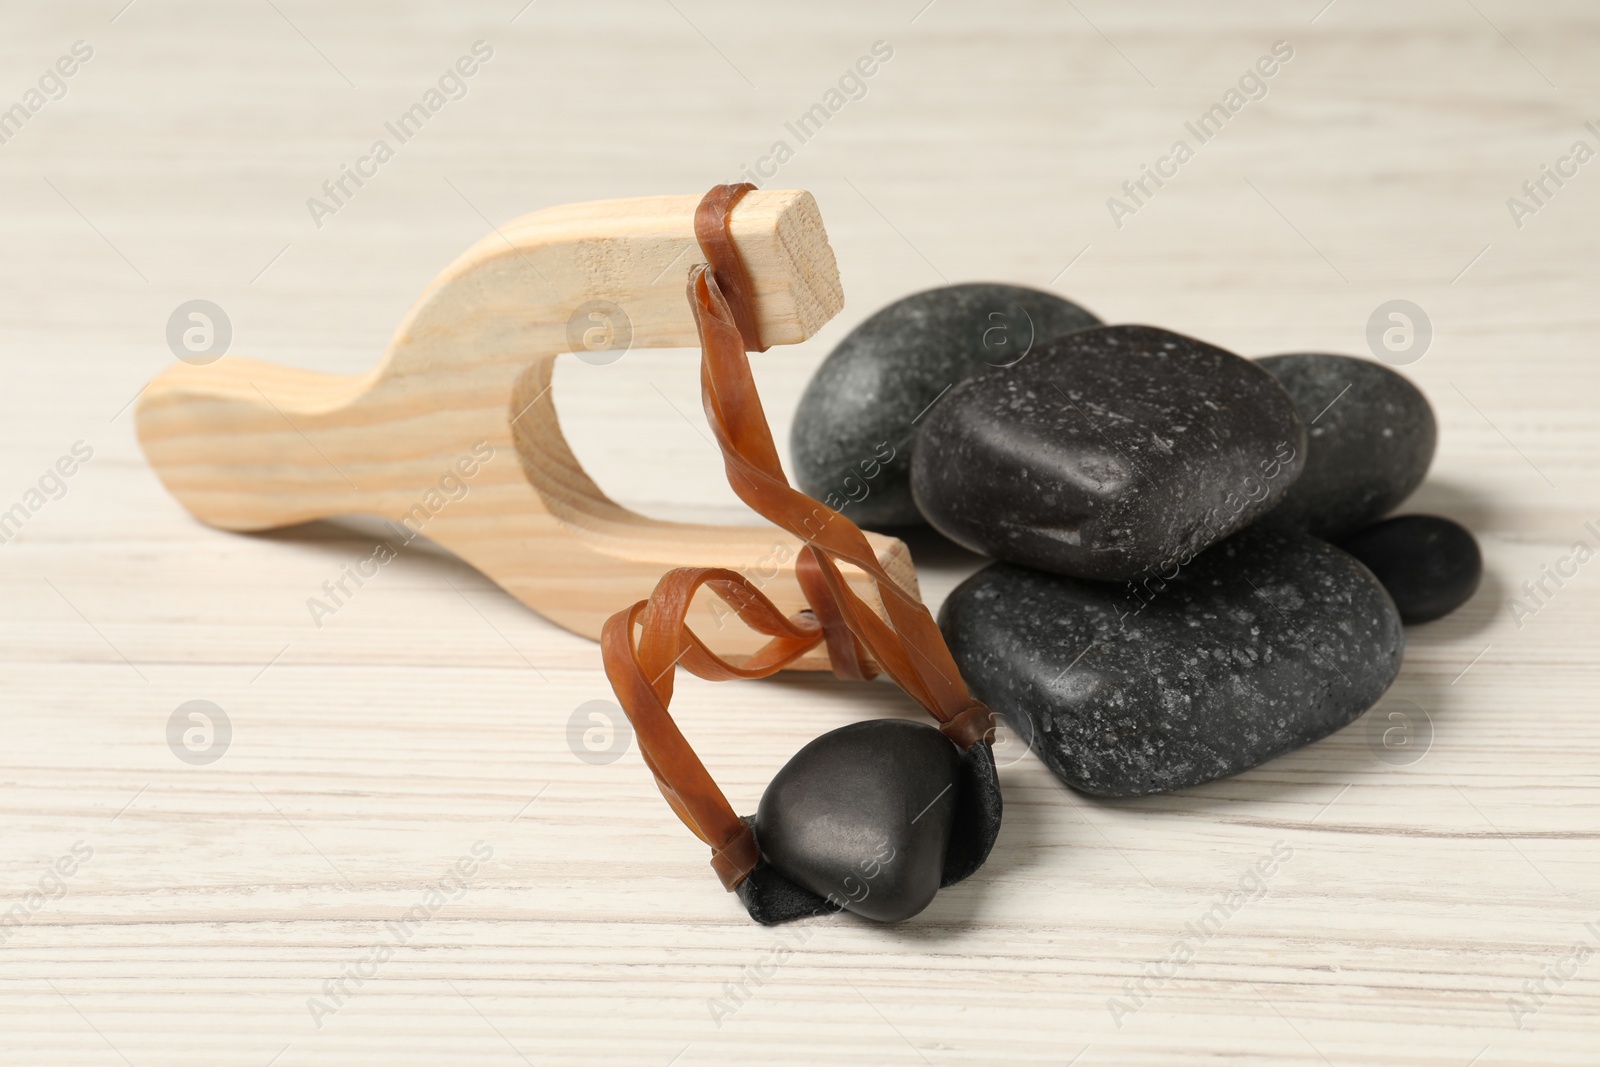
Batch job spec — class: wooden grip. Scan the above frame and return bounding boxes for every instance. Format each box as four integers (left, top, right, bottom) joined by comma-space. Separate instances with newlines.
136, 359, 377, 530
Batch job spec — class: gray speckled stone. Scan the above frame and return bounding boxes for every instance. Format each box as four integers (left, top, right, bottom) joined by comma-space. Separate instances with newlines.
790, 283, 1100, 529
938, 526, 1404, 797
912, 325, 1308, 582
1256, 353, 1437, 539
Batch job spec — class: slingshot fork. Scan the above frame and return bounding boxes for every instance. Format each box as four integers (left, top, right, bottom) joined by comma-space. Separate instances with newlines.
135, 190, 917, 667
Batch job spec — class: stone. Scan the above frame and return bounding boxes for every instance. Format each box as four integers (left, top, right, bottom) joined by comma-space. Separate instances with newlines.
790, 283, 1100, 529
1337, 514, 1482, 624
753, 719, 962, 922
737, 734, 1002, 925
1256, 353, 1437, 539
938, 526, 1404, 797
912, 324, 1308, 582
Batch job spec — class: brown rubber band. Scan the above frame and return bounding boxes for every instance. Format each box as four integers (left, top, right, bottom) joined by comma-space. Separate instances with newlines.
601, 184, 996, 891
794, 545, 871, 682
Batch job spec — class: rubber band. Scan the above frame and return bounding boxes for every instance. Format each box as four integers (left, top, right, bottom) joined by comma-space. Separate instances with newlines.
600, 184, 996, 891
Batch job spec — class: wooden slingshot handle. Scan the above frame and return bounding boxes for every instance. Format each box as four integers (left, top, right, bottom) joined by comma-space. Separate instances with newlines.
135, 190, 918, 667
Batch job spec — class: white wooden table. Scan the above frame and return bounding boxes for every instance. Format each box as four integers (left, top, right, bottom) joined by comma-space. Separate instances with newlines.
2, 1, 1597, 1063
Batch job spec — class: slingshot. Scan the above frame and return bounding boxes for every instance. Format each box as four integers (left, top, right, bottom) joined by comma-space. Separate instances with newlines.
137, 185, 1003, 923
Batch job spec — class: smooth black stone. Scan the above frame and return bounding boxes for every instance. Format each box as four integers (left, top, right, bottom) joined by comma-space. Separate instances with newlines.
790, 283, 1100, 529
1337, 515, 1482, 624
754, 719, 962, 922
912, 325, 1308, 581
739, 737, 1001, 925
938, 526, 1404, 797
1257, 353, 1437, 539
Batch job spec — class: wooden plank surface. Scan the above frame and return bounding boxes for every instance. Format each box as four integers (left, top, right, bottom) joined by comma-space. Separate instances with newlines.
2, 1, 1597, 1064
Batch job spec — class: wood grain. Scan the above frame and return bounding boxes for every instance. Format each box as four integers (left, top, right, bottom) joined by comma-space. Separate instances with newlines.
2, 1, 1599, 1065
